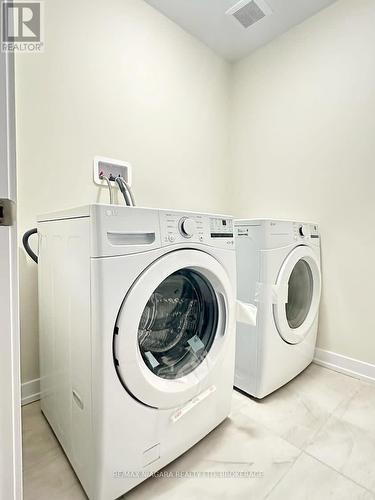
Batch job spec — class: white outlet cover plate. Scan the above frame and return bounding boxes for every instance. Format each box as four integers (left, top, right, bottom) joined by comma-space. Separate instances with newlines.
93, 156, 132, 186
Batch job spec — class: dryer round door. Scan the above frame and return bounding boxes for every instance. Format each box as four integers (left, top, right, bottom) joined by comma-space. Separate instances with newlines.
113, 249, 234, 409
273, 246, 321, 345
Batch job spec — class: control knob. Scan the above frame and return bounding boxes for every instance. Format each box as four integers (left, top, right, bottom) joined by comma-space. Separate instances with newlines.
179, 217, 196, 238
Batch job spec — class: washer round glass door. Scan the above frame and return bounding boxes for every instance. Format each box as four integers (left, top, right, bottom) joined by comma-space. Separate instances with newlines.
138, 269, 218, 380
273, 246, 321, 345
113, 250, 234, 409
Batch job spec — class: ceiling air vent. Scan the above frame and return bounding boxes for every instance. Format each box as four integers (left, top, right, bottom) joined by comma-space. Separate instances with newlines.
226, 0, 272, 29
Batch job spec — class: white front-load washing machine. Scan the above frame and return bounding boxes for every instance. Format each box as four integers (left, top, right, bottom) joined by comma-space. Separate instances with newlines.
234, 219, 321, 399
37, 204, 236, 500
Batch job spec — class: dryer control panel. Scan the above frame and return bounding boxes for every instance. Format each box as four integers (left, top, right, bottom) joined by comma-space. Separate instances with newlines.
159, 211, 234, 249
293, 222, 320, 241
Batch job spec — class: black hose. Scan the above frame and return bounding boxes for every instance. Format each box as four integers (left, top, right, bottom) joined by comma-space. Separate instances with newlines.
22, 228, 38, 264
115, 176, 131, 206
120, 177, 136, 206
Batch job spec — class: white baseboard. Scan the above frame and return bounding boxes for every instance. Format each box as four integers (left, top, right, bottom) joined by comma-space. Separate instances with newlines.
21, 378, 40, 406
314, 348, 375, 385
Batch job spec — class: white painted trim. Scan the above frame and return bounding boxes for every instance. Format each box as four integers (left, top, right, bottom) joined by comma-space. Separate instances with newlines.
21, 378, 40, 406
314, 348, 375, 384
0, 15, 22, 500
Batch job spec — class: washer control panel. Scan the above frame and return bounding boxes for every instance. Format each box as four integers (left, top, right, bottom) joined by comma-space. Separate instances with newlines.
159, 211, 234, 248
209, 217, 233, 239
179, 217, 197, 238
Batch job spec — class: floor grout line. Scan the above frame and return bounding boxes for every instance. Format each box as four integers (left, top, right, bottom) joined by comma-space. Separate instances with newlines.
262, 449, 305, 500
303, 449, 375, 497
300, 381, 367, 454
256, 373, 365, 454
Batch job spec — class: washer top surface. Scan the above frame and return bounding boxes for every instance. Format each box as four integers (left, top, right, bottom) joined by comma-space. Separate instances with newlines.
38, 203, 232, 223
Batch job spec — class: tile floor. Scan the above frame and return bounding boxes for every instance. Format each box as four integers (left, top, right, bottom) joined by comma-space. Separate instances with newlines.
22, 364, 375, 500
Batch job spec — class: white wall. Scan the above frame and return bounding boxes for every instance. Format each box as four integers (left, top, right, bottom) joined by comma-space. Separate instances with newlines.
230, 0, 375, 364
17, 0, 375, 386
16, 0, 230, 384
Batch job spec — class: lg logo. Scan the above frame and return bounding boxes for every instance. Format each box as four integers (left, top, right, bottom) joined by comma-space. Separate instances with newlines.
1, 1, 44, 52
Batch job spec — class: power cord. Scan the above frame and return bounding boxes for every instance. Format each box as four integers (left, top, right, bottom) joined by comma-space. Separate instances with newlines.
22, 228, 38, 264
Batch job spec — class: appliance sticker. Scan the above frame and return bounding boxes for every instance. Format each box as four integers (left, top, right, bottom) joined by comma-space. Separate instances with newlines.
237, 228, 249, 237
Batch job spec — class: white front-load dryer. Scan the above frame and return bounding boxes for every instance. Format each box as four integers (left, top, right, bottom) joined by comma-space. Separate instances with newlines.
234, 219, 321, 399
37, 204, 236, 499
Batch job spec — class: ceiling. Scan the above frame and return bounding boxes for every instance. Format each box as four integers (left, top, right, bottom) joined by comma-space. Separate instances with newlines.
143, 0, 338, 61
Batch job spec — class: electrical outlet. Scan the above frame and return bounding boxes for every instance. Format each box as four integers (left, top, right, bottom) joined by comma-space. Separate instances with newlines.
93, 156, 132, 186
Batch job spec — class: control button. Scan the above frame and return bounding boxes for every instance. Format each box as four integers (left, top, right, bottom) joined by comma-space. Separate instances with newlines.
168, 235, 175, 242
179, 217, 197, 238
299, 225, 306, 237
